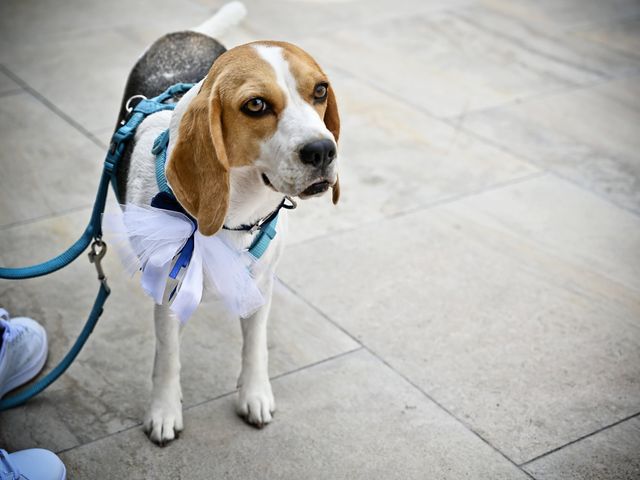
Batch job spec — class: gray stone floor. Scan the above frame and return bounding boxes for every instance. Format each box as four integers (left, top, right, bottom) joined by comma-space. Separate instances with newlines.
1, 0, 639, 478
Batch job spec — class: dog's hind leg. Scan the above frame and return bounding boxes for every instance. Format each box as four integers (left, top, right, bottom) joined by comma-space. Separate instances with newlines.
236, 279, 276, 428
144, 303, 184, 445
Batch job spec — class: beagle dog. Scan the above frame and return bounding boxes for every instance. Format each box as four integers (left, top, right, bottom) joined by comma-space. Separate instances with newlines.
114, 5, 340, 445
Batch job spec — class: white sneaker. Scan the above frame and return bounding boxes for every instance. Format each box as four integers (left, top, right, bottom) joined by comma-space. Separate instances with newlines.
0, 308, 48, 399
0, 448, 66, 480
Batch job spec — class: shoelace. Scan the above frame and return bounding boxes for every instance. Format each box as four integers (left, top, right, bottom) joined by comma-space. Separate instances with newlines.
0, 449, 20, 480
0, 309, 23, 344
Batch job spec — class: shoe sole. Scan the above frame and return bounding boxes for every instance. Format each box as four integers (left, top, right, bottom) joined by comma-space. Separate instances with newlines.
0, 326, 48, 398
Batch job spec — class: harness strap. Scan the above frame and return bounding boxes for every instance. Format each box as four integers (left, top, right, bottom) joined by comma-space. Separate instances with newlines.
108, 82, 194, 196
152, 129, 172, 194
248, 215, 279, 259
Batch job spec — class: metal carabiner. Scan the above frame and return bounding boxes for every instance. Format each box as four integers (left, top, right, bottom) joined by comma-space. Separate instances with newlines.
88, 239, 110, 293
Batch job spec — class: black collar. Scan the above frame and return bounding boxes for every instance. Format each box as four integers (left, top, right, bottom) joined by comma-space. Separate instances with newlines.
222, 196, 297, 233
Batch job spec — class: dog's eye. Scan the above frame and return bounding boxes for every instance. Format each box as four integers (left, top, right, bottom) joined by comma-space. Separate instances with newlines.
313, 83, 328, 102
241, 97, 270, 116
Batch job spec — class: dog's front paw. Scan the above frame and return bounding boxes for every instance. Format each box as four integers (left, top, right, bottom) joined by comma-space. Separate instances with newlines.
144, 384, 183, 446
236, 378, 275, 428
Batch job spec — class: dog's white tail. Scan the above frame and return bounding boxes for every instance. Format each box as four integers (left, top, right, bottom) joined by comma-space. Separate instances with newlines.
192, 2, 247, 38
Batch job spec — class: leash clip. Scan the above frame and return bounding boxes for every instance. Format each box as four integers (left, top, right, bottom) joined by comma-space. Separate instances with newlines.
88, 239, 110, 293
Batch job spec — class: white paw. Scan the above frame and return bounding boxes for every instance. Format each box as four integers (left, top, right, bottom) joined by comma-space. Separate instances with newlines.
236, 378, 275, 428
144, 384, 183, 446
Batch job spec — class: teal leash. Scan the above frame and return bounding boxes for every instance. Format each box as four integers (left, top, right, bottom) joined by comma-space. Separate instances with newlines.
0, 82, 194, 411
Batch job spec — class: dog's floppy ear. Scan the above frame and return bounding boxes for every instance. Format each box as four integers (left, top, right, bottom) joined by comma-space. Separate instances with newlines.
166, 79, 229, 236
324, 84, 340, 143
324, 85, 341, 205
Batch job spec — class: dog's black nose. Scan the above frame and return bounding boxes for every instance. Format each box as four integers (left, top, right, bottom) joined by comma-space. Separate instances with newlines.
299, 139, 336, 169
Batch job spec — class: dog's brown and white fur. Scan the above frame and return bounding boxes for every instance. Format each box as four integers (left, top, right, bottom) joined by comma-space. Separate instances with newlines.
119, 4, 340, 444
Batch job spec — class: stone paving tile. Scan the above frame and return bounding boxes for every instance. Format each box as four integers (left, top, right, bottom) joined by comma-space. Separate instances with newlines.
0, 92, 103, 227
295, 3, 637, 120
286, 72, 537, 245
444, 174, 640, 293
461, 76, 640, 215
278, 181, 640, 464
524, 416, 640, 480
60, 350, 530, 480
0, 205, 357, 452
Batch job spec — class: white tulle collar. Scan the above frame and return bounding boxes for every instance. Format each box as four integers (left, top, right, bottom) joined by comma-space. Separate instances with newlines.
104, 200, 267, 323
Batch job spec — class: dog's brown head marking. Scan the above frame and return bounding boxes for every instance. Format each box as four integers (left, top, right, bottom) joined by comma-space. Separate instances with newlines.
167, 41, 341, 236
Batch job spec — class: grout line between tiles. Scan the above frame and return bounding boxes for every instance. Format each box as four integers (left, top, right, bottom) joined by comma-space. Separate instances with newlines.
183, 346, 365, 414
203, 348, 364, 414
55, 423, 141, 456
278, 279, 535, 479
371, 171, 547, 224
440, 125, 640, 220
450, 10, 606, 77
277, 281, 364, 347
55, 346, 364, 456
0, 65, 107, 150
364, 347, 536, 479
56, 385, 248, 456
519, 410, 640, 468
287, 170, 547, 248
440, 70, 640, 122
